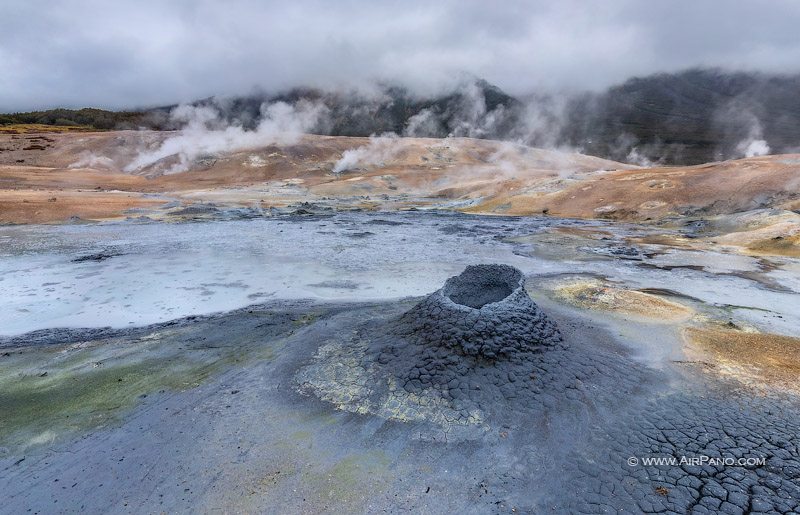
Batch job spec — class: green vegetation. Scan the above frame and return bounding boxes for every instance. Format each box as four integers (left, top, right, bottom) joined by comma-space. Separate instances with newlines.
0, 107, 166, 131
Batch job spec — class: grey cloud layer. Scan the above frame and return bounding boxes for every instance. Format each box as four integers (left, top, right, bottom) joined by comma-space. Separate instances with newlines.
2, 0, 800, 111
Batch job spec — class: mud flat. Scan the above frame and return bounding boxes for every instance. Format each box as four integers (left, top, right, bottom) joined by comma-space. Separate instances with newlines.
1, 211, 800, 513
2, 292, 800, 513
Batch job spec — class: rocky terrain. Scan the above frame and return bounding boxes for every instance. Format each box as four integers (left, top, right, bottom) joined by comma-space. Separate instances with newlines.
1, 130, 799, 513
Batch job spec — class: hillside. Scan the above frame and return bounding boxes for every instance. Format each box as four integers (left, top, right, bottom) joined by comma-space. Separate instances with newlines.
570, 69, 800, 164
5, 70, 800, 165
1, 130, 798, 257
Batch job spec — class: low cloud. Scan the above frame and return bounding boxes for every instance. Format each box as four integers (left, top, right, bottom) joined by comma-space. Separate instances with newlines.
4, 1, 800, 111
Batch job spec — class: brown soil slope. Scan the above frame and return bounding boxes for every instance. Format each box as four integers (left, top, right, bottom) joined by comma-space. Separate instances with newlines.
1, 131, 799, 228
478, 158, 800, 221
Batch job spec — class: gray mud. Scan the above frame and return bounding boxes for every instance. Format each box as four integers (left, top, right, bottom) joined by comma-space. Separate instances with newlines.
1, 296, 799, 513
1, 212, 800, 513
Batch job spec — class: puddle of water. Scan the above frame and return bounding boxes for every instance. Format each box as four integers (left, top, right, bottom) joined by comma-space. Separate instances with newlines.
642, 248, 761, 274
0, 216, 564, 335
1, 213, 798, 337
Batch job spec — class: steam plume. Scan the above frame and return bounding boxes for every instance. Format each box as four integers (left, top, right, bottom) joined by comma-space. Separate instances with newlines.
332, 133, 402, 175
124, 100, 328, 174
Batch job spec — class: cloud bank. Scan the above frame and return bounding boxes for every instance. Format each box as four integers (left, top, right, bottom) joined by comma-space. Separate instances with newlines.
3, 0, 800, 111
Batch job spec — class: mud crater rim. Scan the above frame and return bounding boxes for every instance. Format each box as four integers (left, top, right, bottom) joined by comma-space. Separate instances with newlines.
441, 264, 523, 309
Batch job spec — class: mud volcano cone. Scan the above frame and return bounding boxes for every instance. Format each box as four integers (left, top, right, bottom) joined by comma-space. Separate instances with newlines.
396, 264, 561, 358
373, 264, 562, 403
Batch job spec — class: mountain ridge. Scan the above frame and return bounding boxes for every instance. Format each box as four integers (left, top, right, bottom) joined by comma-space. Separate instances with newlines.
3, 69, 799, 166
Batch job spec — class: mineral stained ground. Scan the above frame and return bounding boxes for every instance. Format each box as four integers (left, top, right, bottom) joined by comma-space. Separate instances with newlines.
1, 211, 799, 514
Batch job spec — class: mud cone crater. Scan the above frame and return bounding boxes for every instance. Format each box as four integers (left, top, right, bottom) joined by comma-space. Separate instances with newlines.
366, 264, 563, 408
385, 264, 562, 360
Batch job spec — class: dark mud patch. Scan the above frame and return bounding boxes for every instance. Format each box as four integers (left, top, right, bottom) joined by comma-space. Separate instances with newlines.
346, 231, 375, 238
170, 204, 219, 216
71, 251, 122, 263
636, 287, 704, 302
365, 218, 410, 226
308, 280, 360, 290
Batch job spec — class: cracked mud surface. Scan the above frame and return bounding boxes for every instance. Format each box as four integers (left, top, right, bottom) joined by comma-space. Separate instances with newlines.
2, 299, 800, 513
299, 265, 565, 429
1, 211, 799, 514
295, 298, 800, 513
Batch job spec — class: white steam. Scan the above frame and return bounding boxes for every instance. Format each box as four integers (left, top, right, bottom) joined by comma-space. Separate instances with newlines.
716, 99, 771, 160
735, 119, 771, 158
515, 95, 574, 150
403, 109, 440, 138
738, 139, 770, 158
401, 81, 509, 140
124, 100, 328, 175
447, 81, 497, 138
733, 109, 770, 158
625, 147, 652, 167
332, 133, 402, 175
68, 152, 115, 169
401, 79, 581, 156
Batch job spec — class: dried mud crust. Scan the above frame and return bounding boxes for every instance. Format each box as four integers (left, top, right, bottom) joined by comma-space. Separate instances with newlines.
296, 300, 628, 429
543, 391, 800, 514
297, 306, 800, 512
299, 265, 585, 428
296, 268, 800, 512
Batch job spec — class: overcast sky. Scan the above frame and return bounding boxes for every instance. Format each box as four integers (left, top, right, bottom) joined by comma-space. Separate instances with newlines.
2, 0, 800, 112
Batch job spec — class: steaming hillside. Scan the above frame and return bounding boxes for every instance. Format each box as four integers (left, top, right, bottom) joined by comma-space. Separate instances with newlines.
10, 70, 800, 164
2, 130, 799, 257
5, 70, 800, 166
571, 69, 800, 164
145, 69, 800, 164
